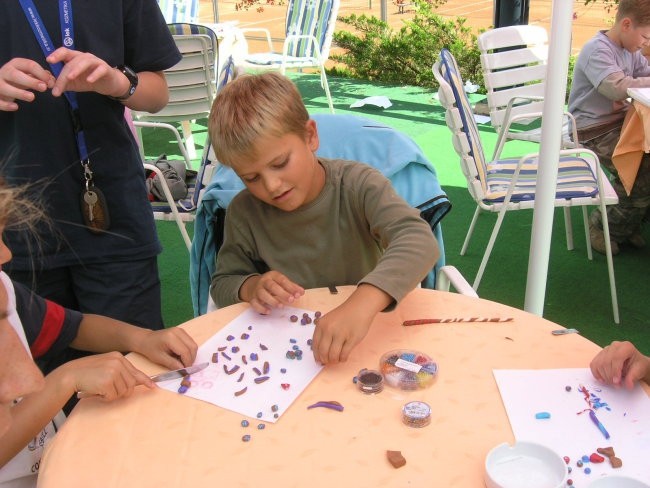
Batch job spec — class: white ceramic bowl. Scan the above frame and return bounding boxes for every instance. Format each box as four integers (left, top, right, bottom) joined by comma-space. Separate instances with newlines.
587, 476, 650, 488
484, 441, 567, 488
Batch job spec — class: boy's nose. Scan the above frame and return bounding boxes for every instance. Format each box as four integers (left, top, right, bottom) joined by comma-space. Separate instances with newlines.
263, 175, 282, 194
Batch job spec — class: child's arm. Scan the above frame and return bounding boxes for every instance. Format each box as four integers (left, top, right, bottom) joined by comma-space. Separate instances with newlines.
0, 351, 153, 467
597, 71, 650, 100
239, 271, 305, 314
70, 314, 198, 370
312, 284, 392, 364
590, 341, 650, 389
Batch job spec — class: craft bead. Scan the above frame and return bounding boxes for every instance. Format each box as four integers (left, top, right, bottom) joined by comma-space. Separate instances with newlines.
581, 455, 590, 463
271, 404, 279, 412
290, 338, 297, 344
535, 412, 551, 419
290, 315, 298, 322
241, 420, 249, 427
584, 467, 591, 474
563, 456, 570, 464
242, 435, 251, 442
565, 385, 572, 392
257, 424, 265, 430
280, 368, 287, 373
256, 412, 263, 418
567, 479, 573, 486
226, 335, 235, 341
577, 460, 583, 467
314, 311, 322, 318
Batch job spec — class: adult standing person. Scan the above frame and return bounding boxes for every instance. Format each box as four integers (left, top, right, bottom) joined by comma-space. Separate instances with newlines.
0, 0, 181, 374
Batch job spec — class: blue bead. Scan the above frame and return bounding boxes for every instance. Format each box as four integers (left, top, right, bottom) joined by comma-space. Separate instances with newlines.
241, 420, 249, 427
256, 412, 262, 418
257, 423, 265, 430
581, 455, 590, 463
584, 467, 591, 474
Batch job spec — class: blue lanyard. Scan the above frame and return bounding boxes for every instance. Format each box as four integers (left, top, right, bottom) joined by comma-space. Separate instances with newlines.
19, 0, 89, 162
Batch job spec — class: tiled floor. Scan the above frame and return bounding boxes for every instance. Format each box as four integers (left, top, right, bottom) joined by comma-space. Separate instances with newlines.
198, 0, 614, 54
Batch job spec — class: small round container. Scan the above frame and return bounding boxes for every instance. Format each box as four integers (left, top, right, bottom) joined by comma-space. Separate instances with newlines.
484, 441, 567, 488
587, 477, 650, 488
401, 401, 431, 428
356, 368, 384, 394
379, 349, 438, 390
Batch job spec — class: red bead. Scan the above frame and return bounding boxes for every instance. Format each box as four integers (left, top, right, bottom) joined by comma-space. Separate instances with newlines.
281, 383, 290, 390
563, 456, 570, 464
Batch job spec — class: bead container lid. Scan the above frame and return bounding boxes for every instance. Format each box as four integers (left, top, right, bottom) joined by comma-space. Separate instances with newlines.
379, 349, 438, 390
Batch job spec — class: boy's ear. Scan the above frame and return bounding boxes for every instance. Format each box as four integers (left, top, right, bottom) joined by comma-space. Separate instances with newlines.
305, 119, 320, 152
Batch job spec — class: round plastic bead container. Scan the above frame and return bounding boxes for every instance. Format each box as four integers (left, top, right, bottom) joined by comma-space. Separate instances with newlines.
379, 349, 438, 390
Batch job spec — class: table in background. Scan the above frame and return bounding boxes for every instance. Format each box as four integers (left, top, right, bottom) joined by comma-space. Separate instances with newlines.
39, 287, 614, 487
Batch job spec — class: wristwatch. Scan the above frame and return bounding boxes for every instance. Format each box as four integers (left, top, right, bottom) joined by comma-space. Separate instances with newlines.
113, 65, 138, 100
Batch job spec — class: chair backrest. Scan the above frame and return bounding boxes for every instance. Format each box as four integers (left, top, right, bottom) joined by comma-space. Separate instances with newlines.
433, 49, 489, 204
284, 0, 340, 60
178, 55, 237, 212
157, 0, 200, 23
135, 31, 215, 122
477, 25, 549, 130
190, 113, 451, 315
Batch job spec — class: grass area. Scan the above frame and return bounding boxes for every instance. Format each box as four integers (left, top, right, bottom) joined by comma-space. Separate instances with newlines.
147, 72, 650, 357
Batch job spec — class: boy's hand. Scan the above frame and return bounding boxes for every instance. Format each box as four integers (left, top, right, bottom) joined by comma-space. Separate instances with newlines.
0, 58, 55, 111
590, 341, 650, 389
240, 271, 304, 314
312, 284, 392, 365
311, 302, 374, 364
135, 328, 198, 370
46, 47, 127, 98
62, 352, 155, 401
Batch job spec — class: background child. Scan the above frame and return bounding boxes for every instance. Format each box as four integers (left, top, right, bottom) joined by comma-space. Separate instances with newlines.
568, 0, 650, 255
0, 181, 197, 487
208, 72, 439, 365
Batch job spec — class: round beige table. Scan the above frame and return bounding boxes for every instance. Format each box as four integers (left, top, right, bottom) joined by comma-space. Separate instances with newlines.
38, 287, 611, 487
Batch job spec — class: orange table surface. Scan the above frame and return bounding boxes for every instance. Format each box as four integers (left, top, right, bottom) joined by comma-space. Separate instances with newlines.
38, 287, 613, 488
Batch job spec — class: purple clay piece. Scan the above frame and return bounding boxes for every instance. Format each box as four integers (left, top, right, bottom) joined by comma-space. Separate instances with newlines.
218, 346, 227, 352
224, 364, 240, 375
231, 346, 240, 353
263, 361, 270, 375
236, 372, 245, 383
178, 385, 188, 394
234, 387, 248, 397
253, 367, 262, 376
260, 343, 268, 351
280, 368, 287, 374
242, 355, 248, 365
226, 335, 235, 341
221, 351, 231, 361
240, 333, 250, 340
300, 318, 307, 325
250, 353, 259, 361
254, 376, 270, 384
290, 338, 297, 344
307, 401, 344, 412
211, 352, 219, 363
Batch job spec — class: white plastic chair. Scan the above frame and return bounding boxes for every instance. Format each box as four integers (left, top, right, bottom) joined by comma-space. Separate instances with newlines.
133, 25, 217, 165
478, 25, 578, 160
132, 56, 237, 251
232, 0, 340, 113
433, 48, 620, 323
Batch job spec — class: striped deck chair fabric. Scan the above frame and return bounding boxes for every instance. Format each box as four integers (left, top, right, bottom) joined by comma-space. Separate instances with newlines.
156, 0, 200, 23
433, 48, 619, 323
235, 0, 340, 112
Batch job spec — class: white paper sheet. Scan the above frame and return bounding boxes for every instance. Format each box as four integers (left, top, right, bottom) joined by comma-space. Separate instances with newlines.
159, 307, 324, 423
493, 369, 650, 485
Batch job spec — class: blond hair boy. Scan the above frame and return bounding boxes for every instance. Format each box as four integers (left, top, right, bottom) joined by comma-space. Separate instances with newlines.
208, 72, 439, 364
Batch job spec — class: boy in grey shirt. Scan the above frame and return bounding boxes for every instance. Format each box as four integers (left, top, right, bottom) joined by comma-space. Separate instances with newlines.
568, 0, 650, 254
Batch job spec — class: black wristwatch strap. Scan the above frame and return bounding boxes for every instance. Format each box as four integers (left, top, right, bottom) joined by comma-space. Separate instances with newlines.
112, 64, 138, 101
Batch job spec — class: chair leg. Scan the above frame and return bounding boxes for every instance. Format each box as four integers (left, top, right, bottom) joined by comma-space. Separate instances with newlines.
599, 202, 620, 324
460, 206, 481, 256
473, 207, 507, 291
181, 120, 197, 161
320, 65, 335, 114
563, 207, 574, 250
582, 206, 593, 261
